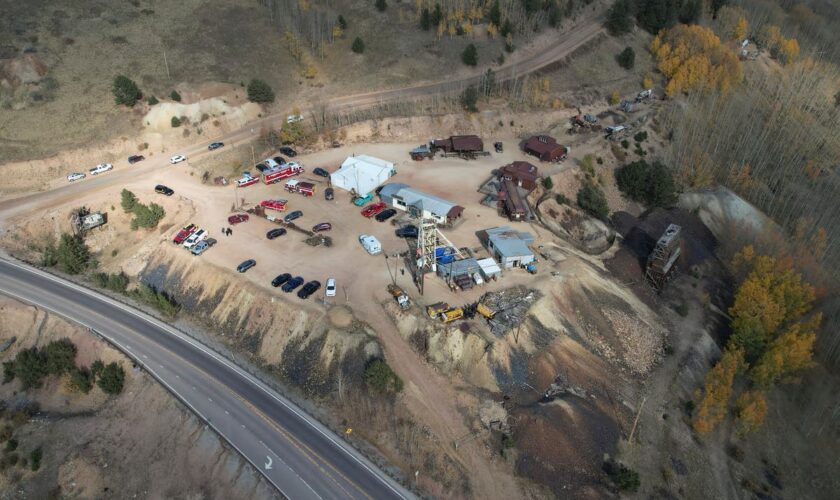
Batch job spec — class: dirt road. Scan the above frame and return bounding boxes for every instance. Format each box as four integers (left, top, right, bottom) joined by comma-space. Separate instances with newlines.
0, 15, 604, 222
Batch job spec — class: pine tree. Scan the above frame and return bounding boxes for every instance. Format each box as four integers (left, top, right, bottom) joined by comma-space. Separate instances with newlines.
352, 37, 365, 54
375, 0, 387, 12
462, 44, 478, 66
112, 75, 141, 107
56, 233, 91, 275
247, 79, 275, 103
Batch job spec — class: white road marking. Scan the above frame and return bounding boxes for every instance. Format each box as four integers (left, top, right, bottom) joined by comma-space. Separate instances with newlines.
265, 455, 273, 470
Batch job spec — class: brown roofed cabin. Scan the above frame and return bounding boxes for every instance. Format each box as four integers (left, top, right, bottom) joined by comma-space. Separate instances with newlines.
523, 135, 569, 162
500, 179, 528, 221
432, 135, 484, 154
499, 161, 539, 192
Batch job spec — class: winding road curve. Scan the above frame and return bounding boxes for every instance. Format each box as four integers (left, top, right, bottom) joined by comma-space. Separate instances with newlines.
0, 257, 410, 500
0, 14, 605, 499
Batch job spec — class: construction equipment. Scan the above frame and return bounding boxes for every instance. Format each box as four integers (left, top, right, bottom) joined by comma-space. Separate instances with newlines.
427, 302, 450, 319
477, 303, 496, 319
525, 263, 537, 274
635, 89, 652, 102
410, 145, 434, 161
387, 284, 411, 310
439, 308, 464, 323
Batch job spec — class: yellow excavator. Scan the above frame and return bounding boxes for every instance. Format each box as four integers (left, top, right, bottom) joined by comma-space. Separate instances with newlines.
438, 308, 464, 323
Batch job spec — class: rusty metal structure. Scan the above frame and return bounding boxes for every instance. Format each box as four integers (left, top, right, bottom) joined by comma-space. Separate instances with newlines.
645, 224, 681, 291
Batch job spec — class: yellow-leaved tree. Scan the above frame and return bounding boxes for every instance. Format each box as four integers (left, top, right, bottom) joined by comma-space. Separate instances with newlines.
750, 313, 820, 387
735, 390, 768, 435
651, 24, 743, 97
692, 348, 745, 434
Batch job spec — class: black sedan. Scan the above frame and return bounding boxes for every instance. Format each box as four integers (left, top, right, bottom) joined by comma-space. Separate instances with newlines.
255, 163, 270, 173
281, 276, 304, 292
266, 228, 287, 239
284, 210, 303, 223
375, 208, 397, 222
271, 273, 292, 287
272, 156, 287, 165
325, 187, 334, 200
155, 184, 174, 196
208, 142, 225, 150
128, 155, 145, 164
312, 167, 330, 178
279, 146, 297, 157
297, 280, 321, 299
237, 259, 256, 273
395, 225, 418, 238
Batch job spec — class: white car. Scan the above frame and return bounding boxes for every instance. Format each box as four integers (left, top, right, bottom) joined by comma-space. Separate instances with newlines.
89, 163, 113, 175
358, 234, 381, 255
170, 154, 187, 164
183, 229, 207, 249
287, 114, 303, 124
325, 278, 336, 297
67, 172, 86, 182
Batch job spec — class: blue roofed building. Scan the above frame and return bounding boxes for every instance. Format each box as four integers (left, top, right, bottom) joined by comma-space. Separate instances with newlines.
478, 226, 535, 268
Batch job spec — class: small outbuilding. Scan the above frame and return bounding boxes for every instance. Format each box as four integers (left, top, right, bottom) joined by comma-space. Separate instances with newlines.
477, 258, 502, 279
523, 135, 569, 162
330, 155, 395, 195
379, 183, 465, 225
499, 161, 540, 191
499, 179, 528, 221
478, 226, 536, 268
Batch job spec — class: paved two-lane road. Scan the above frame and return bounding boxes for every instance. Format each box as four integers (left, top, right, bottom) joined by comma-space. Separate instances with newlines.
0, 258, 413, 500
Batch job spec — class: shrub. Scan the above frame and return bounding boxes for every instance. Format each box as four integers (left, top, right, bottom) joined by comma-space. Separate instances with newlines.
462, 44, 478, 66
146, 95, 158, 105
6, 347, 47, 389
420, 8, 431, 30
555, 193, 569, 205
609, 90, 621, 105
675, 303, 689, 316
247, 79, 275, 103
577, 184, 609, 219
30, 447, 42, 471
56, 233, 91, 274
132, 284, 180, 317
621, 139, 629, 149
338, 15, 347, 29
5, 438, 18, 452
615, 160, 678, 207
364, 359, 403, 393
351, 37, 365, 54
460, 85, 478, 112
375, 0, 386, 11
634, 131, 648, 142
171, 116, 181, 128
90, 360, 105, 379
44, 338, 77, 375
130, 202, 166, 230
41, 238, 58, 267
112, 75, 140, 106
542, 177, 553, 190
67, 367, 93, 394
170, 90, 181, 102
121, 189, 138, 212
604, 460, 640, 492
97, 362, 125, 395
93, 272, 129, 293
606, 0, 634, 36
617, 46, 635, 69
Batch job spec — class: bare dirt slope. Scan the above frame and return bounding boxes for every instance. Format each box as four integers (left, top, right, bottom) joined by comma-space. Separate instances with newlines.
0, 296, 278, 499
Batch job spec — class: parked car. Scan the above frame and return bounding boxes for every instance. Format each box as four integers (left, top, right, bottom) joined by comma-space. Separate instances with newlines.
395, 225, 418, 238
279, 146, 297, 157
287, 114, 303, 124
494, 142, 503, 153
237, 259, 256, 273
67, 172, 86, 182
271, 273, 292, 287
255, 163, 270, 173
89, 163, 113, 175
173, 223, 197, 244
312, 167, 330, 178
191, 238, 216, 256
281, 276, 304, 293
375, 208, 397, 222
183, 229, 207, 249
353, 193, 374, 206
361, 202, 386, 218
324, 187, 334, 201
228, 213, 249, 225
266, 228, 287, 239
170, 154, 187, 164
325, 278, 336, 297
208, 142, 225, 150
312, 222, 332, 233
283, 210, 303, 223
155, 184, 174, 196
297, 280, 321, 299
128, 155, 145, 164
359, 234, 382, 255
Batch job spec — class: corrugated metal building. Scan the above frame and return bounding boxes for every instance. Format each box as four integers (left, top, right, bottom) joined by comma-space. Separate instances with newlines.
379, 183, 465, 224
478, 226, 535, 268
523, 135, 569, 162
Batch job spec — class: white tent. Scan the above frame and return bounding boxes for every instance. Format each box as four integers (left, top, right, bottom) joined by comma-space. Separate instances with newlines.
330, 155, 395, 195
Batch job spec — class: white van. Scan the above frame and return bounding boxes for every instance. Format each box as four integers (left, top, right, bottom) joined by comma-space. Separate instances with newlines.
183, 229, 207, 249
325, 278, 337, 297
358, 234, 382, 255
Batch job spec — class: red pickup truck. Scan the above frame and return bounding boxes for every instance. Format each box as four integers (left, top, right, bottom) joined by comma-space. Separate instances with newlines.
361, 202, 386, 218
173, 224, 197, 244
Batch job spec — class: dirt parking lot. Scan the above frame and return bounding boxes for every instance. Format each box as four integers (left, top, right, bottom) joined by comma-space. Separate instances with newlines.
93, 141, 570, 313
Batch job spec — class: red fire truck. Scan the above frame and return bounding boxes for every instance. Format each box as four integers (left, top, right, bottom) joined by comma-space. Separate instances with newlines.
262, 162, 303, 184
259, 199, 288, 212
284, 179, 315, 197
